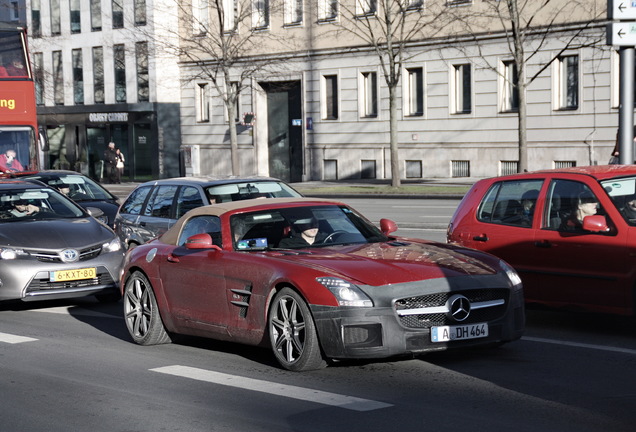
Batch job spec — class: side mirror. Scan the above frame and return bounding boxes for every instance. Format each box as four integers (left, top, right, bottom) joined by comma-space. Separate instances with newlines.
380, 218, 398, 235
582, 215, 609, 233
85, 206, 104, 218
185, 233, 221, 250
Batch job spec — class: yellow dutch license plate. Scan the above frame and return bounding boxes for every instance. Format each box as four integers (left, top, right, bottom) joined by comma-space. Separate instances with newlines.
50, 267, 97, 282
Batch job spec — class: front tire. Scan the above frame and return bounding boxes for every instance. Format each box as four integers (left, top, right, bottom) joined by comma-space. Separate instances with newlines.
123, 271, 171, 345
268, 288, 326, 371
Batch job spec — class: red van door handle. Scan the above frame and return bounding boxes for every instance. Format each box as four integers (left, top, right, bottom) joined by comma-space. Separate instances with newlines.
473, 234, 488, 242
534, 240, 553, 248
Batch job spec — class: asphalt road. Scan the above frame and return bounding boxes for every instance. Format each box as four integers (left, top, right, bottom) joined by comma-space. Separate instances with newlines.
1, 298, 634, 431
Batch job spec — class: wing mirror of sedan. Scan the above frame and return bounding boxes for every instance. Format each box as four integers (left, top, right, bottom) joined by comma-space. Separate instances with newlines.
185, 233, 221, 251
85, 206, 105, 219
380, 218, 398, 235
582, 215, 610, 233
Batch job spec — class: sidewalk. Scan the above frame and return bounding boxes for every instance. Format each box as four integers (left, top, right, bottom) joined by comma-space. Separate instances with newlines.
103, 178, 477, 201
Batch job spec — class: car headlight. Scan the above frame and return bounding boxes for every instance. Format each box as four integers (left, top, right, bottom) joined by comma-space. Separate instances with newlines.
316, 277, 373, 307
0, 248, 24, 260
102, 237, 122, 253
499, 260, 522, 288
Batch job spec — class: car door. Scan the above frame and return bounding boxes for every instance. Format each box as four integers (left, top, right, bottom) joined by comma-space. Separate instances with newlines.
139, 184, 178, 242
115, 185, 152, 246
158, 215, 230, 333
461, 178, 545, 299
528, 177, 628, 310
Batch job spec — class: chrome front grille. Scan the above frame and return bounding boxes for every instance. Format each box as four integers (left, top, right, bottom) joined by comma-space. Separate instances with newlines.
394, 289, 509, 329
30, 246, 102, 263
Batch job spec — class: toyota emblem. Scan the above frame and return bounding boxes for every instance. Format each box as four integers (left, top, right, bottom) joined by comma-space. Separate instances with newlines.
448, 294, 471, 322
60, 249, 79, 263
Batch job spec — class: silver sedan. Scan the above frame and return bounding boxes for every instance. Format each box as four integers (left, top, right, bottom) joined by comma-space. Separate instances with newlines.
0, 181, 124, 302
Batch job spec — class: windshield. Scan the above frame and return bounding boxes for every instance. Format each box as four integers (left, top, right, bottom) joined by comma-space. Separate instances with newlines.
230, 205, 387, 250
0, 187, 85, 221
26, 174, 115, 201
206, 181, 301, 203
601, 176, 636, 226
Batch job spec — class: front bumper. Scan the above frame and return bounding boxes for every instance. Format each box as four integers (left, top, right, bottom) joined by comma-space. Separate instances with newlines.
311, 287, 525, 360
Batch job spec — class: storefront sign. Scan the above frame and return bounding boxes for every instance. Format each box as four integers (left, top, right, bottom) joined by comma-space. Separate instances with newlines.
88, 112, 129, 123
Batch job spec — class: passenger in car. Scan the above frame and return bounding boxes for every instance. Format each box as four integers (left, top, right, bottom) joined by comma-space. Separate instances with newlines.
620, 195, 636, 223
9, 200, 42, 217
520, 190, 539, 226
560, 191, 598, 231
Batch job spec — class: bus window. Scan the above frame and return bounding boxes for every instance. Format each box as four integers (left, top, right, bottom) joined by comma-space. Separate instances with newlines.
0, 31, 29, 78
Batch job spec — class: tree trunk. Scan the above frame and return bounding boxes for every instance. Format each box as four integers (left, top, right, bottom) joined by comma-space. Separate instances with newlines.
517, 82, 528, 173
389, 84, 401, 187
227, 96, 240, 175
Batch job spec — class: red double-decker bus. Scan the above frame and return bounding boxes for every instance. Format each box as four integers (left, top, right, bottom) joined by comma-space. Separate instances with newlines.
0, 23, 40, 174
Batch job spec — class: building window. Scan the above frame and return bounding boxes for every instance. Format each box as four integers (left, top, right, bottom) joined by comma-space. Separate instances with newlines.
405, 160, 422, 178
31, 0, 42, 37
91, 0, 102, 31
360, 71, 378, 118
93, 46, 104, 103
501, 60, 519, 112
405, 67, 424, 116
114, 44, 126, 103
72, 49, 84, 105
322, 74, 339, 120
50, 0, 61, 35
452, 63, 471, 114
136, 42, 149, 102
34, 53, 44, 105
222, 0, 236, 31
324, 159, 338, 180
447, 0, 472, 5
407, 0, 423, 10
500, 160, 518, 176
284, 0, 303, 25
357, 0, 377, 16
361, 160, 377, 179
52, 51, 64, 105
451, 160, 470, 178
70, 0, 81, 33
134, 0, 147, 26
192, 0, 209, 35
196, 83, 210, 122
253, 0, 270, 29
556, 55, 579, 110
112, 0, 124, 29
10, 1, 19, 21
554, 160, 576, 169
318, 0, 337, 21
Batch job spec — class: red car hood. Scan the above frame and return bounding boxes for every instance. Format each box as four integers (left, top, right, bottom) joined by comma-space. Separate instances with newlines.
267, 240, 498, 286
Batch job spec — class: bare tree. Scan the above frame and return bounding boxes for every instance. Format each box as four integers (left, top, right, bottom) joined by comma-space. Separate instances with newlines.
151, 0, 297, 175
448, 0, 606, 173
331, 1, 452, 187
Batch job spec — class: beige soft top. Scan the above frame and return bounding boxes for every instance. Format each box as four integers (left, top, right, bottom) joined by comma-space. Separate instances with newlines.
159, 197, 341, 245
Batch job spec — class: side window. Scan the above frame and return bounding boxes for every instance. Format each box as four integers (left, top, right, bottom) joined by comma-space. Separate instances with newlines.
178, 215, 222, 247
120, 185, 151, 215
175, 186, 205, 219
477, 180, 543, 227
143, 185, 177, 218
544, 179, 603, 231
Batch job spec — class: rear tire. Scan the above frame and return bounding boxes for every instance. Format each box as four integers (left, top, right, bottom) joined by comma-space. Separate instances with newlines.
123, 271, 171, 345
268, 288, 326, 371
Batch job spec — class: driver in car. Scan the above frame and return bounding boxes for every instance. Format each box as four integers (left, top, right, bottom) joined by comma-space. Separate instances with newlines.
278, 217, 326, 248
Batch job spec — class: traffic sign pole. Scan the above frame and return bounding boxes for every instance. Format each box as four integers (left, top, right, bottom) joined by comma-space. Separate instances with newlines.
618, 47, 635, 164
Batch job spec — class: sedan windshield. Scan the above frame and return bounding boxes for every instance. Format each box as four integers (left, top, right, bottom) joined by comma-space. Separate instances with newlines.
602, 176, 636, 226
231, 205, 387, 250
0, 188, 85, 221
206, 181, 301, 203
25, 174, 115, 201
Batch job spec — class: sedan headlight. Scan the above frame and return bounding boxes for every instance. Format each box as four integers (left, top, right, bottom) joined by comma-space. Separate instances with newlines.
316, 277, 373, 307
102, 237, 122, 253
499, 260, 522, 288
0, 248, 25, 260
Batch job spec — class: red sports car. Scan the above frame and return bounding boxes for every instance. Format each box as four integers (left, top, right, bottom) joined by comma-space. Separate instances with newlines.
448, 165, 636, 316
121, 198, 524, 371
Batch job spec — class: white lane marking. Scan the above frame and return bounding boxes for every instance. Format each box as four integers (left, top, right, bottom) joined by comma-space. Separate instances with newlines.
524, 336, 636, 356
151, 365, 392, 412
31, 306, 119, 319
0, 332, 38, 344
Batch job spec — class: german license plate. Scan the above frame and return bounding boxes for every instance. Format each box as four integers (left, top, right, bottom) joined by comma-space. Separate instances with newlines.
50, 267, 97, 282
431, 323, 488, 342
